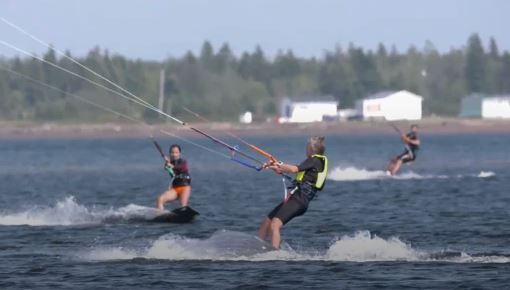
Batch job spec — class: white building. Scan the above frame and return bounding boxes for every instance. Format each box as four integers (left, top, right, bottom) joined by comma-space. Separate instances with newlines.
356, 90, 423, 121
460, 94, 510, 119
279, 96, 338, 123
338, 108, 358, 120
239, 111, 253, 124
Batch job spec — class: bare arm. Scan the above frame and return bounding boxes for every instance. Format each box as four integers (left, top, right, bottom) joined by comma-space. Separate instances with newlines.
264, 161, 299, 173
401, 135, 420, 146
164, 160, 173, 168
409, 138, 420, 146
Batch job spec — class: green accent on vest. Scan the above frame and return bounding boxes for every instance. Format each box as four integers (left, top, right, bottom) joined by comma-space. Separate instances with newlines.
295, 154, 328, 190
164, 165, 175, 178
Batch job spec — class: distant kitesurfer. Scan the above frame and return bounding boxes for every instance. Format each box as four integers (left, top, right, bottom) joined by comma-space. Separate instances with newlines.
386, 124, 420, 176
258, 136, 328, 249
157, 144, 192, 210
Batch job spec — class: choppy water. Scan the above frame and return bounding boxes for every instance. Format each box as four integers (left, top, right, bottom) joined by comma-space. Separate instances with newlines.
1, 133, 509, 289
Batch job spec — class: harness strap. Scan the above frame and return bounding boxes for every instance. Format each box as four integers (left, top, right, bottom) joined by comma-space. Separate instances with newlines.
174, 173, 191, 179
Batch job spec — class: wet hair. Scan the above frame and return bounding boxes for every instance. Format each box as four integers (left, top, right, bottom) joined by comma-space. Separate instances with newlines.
410, 124, 418, 130
307, 136, 326, 155
169, 144, 182, 154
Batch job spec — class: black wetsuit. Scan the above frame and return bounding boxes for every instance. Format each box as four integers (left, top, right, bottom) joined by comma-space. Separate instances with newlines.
267, 156, 325, 225
398, 131, 419, 163
169, 158, 191, 187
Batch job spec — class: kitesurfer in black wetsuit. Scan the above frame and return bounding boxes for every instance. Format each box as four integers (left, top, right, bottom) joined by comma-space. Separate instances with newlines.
258, 136, 328, 249
386, 124, 421, 176
156, 144, 192, 210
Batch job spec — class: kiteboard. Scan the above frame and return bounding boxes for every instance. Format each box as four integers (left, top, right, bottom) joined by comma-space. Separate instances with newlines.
151, 206, 199, 223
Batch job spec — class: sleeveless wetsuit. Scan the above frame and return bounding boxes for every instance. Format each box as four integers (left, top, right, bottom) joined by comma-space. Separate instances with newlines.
267, 156, 326, 225
398, 131, 419, 163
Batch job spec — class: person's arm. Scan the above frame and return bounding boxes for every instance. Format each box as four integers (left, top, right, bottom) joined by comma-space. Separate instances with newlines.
263, 161, 299, 173
263, 157, 318, 174
164, 160, 173, 168
164, 161, 175, 177
409, 138, 420, 146
401, 134, 420, 146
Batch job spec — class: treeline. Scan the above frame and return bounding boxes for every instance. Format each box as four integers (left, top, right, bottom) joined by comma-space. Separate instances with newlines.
0, 33, 509, 122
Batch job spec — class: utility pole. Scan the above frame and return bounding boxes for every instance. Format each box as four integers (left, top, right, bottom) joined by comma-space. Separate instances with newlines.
158, 68, 165, 113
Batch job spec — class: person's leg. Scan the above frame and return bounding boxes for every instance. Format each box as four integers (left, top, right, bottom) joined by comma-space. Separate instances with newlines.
390, 159, 404, 175
157, 189, 178, 210
389, 150, 411, 176
260, 202, 283, 241
386, 158, 397, 173
268, 197, 307, 249
258, 217, 271, 241
177, 186, 191, 207
270, 218, 283, 249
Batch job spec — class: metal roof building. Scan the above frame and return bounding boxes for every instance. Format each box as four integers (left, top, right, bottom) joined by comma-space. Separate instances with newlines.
355, 90, 423, 121
279, 96, 338, 123
460, 94, 510, 119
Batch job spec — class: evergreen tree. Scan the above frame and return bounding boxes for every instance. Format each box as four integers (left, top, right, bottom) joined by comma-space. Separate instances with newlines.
0, 71, 8, 111
348, 46, 381, 98
214, 43, 234, 73
0, 34, 509, 121
237, 52, 251, 79
318, 52, 356, 106
251, 46, 269, 82
500, 52, 510, 93
465, 33, 486, 93
42, 47, 58, 85
485, 37, 502, 94
200, 41, 214, 71
489, 37, 499, 59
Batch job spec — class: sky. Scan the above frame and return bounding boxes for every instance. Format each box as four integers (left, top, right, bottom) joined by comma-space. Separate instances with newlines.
0, 0, 508, 60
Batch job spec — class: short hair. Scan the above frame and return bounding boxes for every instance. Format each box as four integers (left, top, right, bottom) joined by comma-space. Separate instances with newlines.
410, 124, 418, 129
169, 144, 182, 153
308, 136, 326, 155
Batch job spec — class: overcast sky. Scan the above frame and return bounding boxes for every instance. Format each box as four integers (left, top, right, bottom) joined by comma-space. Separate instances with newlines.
0, 0, 508, 60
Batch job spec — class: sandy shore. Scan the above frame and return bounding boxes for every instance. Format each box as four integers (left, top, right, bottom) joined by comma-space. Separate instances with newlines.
0, 118, 509, 139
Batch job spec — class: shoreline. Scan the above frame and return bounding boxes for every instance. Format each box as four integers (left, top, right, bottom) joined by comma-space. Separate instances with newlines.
0, 118, 509, 139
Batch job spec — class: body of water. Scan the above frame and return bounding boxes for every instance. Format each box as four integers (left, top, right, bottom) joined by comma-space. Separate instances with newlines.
0, 133, 509, 289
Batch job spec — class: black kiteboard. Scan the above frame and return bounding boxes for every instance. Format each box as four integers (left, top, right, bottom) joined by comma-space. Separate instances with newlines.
151, 206, 200, 223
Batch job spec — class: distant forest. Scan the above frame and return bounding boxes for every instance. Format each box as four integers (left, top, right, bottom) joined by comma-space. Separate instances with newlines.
0, 33, 509, 122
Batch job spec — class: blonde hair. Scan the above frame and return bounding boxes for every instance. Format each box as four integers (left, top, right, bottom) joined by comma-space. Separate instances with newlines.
308, 136, 326, 155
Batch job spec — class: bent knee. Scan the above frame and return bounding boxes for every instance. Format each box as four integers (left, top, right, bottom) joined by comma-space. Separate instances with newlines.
158, 192, 170, 201
270, 219, 282, 231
